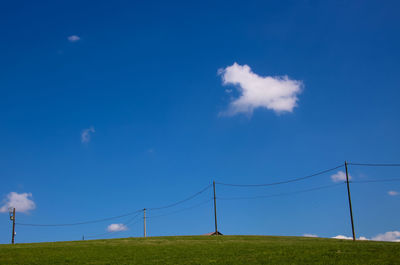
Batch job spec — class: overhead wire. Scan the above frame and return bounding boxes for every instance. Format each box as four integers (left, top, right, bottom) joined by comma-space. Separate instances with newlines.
85, 212, 142, 239
14, 162, 400, 229
351, 178, 400, 184
346, 162, 400, 183
147, 184, 212, 211
16, 209, 143, 227
86, 199, 213, 239
215, 164, 344, 187
146, 198, 213, 219
348, 163, 400, 167
16, 184, 212, 227
217, 182, 345, 200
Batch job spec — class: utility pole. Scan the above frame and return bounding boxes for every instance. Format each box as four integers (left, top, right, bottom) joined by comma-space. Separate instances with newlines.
213, 181, 218, 235
345, 161, 356, 241
9, 207, 15, 244
143, 208, 146, 238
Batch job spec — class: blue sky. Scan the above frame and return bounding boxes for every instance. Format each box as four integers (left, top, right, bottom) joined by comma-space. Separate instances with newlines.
1, 0, 400, 243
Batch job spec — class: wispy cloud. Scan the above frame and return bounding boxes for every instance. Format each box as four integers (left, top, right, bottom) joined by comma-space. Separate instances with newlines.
107, 223, 128, 232
81, 127, 95, 143
303, 234, 318, 237
0, 192, 36, 213
388, 190, 398, 196
147, 148, 154, 154
330, 171, 351, 183
67, 35, 80, 42
218, 62, 302, 116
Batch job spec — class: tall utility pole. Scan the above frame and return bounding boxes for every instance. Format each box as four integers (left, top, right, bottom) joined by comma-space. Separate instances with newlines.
345, 161, 356, 241
213, 181, 218, 235
143, 208, 147, 238
9, 207, 15, 244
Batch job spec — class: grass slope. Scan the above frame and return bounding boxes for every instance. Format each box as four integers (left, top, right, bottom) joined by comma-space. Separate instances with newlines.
0, 235, 399, 265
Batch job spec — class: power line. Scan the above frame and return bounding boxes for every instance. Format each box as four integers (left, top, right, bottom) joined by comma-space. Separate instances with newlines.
215, 164, 344, 187
146, 199, 213, 219
348, 163, 400, 167
86, 212, 142, 239
352, 178, 400, 184
87, 218, 143, 239
217, 182, 344, 200
147, 184, 212, 211
16, 184, 212, 226
16, 209, 143, 227
86, 199, 212, 239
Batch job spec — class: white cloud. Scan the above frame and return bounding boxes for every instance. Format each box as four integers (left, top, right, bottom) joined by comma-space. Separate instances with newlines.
107, 223, 128, 232
332, 235, 367, 240
0, 192, 36, 213
68, 35, 80, 42
81, 127, 95, 143
372, 231, 400, 242
388, 190, 399, 196
303, 233, 318, 237
332, 235, 353, 240
332, 232, 400, 242
218, 62, 302, 116
330, 171, 351, 183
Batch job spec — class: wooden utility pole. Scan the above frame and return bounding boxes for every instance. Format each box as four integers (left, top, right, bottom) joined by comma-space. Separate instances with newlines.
143, 208, 147, 238
345, 161, 356, 241
9, 208, 15, 244
213, 181, 218, 235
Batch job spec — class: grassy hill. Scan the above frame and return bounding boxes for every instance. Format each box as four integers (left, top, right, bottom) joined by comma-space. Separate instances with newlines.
1, 235, 399, 264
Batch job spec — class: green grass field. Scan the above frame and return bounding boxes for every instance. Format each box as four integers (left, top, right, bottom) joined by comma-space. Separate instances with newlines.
0, 235, 399, 265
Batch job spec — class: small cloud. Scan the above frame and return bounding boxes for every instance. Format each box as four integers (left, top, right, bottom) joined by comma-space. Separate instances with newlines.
107, 223, 128, 232
81, 127, 95, 143
218, 62, 302, 116
147, 148, 154, 154
225, 89, 233, 93
332, 235, 353, 240
388, 190, 399, 196
0, 192, 36, 213
332, 235, 367, 240
372, 231, 400, 242
330, 171, 351, 183
303, 234, 318, 238
68, 35, 80, 42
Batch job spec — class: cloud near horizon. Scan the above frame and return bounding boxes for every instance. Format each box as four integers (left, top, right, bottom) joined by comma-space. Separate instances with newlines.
372, 231, 400, 242
218, 62, 302, 116
332, 231, 400, 242
388, 190, 398, 196
0, 192, 36, 213
107, 223, 128, 232
81, 127, 95, 143
303, 234, 318, 237
332, 235, 368, 240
